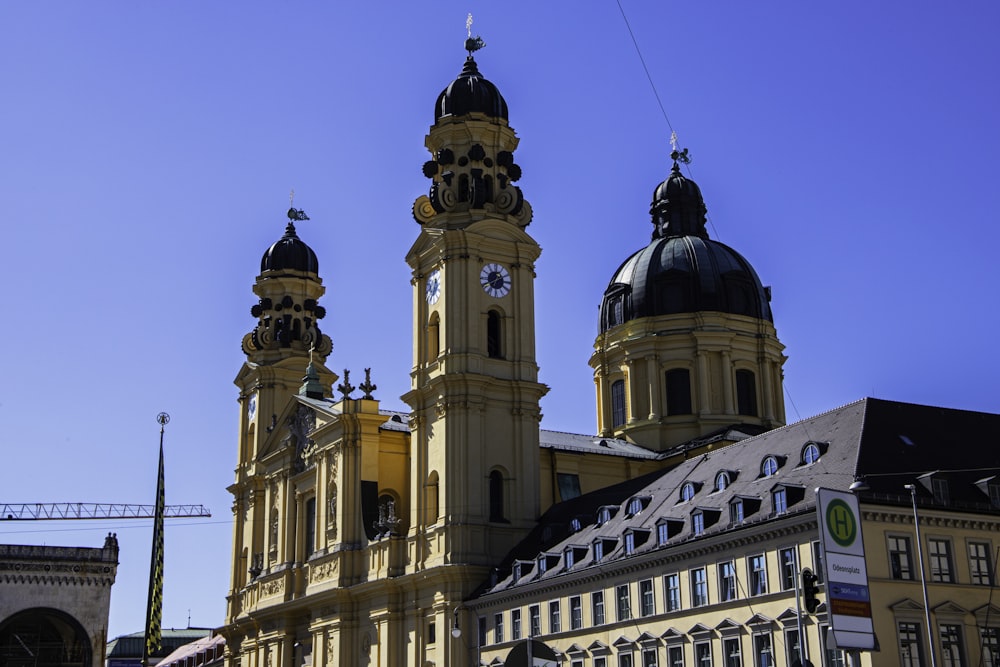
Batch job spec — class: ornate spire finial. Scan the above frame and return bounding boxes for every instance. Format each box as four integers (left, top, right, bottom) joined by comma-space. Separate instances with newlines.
359, 368, 377, 400
669, 131, 691, 168
287, 204, 310, 222
464, 14, 485, 54
290, 188, 295, 207
336, 369, 355, 401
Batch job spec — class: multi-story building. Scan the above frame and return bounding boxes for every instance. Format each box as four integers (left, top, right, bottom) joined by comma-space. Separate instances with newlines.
471, 398, 1000, 667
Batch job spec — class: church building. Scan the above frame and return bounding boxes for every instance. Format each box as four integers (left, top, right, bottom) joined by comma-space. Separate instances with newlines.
220, 36, 787, 667
219, 37, 1000, 667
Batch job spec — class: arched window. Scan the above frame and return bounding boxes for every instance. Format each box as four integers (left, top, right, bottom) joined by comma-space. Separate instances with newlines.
680, 482, 696, 502
611, 379, 627, 428
0, 609, 92, 667
715, 472, 730, 492
665, 368, 692, 415
487, 310, 503, 359
802, 443, 821, 465
426, 313, 440, 363
489, 470, 505, 522
425, 471, 439, 524
736, 369, 758, 416
761, 456, 779, 477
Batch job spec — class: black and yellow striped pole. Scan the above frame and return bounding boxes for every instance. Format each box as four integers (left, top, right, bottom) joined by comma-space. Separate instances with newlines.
142, 412, 169, 667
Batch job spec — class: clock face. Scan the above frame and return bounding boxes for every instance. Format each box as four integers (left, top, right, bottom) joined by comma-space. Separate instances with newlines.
480, 263, 511, 298
425, 269, 441, 304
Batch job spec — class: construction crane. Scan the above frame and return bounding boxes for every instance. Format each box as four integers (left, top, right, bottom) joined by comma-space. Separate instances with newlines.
0, 503, 211, 521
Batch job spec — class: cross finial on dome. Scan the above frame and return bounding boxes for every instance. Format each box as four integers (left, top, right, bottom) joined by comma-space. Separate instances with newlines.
465, 14, 485, 55
669, 131, 691, 169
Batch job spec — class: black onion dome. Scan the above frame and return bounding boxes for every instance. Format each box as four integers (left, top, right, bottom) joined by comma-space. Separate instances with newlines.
435, 56, 508, 121
260, 222, 318, 273
600, 168, 772, 332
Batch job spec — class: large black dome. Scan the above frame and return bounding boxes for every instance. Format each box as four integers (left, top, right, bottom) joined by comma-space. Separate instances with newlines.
260, 222, 318, 274
600, 164, 772, 332
435, 56, 508, 121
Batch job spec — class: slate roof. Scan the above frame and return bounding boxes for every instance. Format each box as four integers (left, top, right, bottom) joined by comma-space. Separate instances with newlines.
106, 629, 213, 662
480, 398, 1000, 595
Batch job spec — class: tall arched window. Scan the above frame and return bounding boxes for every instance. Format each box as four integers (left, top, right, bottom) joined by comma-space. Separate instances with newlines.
736, 369, 758, 417
426, 313, 440, 363
665, 368, 692, 415
611, 380, 627, 427
489, 470, 505, 522
425, 471, 439, 524
487, 310, 503, 358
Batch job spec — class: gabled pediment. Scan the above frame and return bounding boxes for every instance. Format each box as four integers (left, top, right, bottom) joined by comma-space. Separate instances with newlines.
636, 631, 659, 646
687, 623, 713, 637
612, 636, 635, 648
746, 613, 773, 628
932, 600, 968, 617
715, 618, 742, 636
973, 603, 1000, 621
565, 644, 587, 657
776, 607, 800, 625
889, 597, 924, 612
660, 628, 685, 643
587, 640, 610, 655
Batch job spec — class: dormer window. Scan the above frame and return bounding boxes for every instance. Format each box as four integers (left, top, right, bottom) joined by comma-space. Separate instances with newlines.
715, 472, 730, 492
625, 532, 636, 555
597, 507, 611, 526
680, 482, 696, 503
930, 478, 949, 504
991, 484, 1000, 508
626, 495, 651, 517
593, 538, 618, 562
656, 519, 683, 546
564, 547, 575, 569
570, 517, 582, 532
538, 554, 559, 574
773, 488, 787, 514
513, 562, 523, 582
761, 456, 779, 477
730, 499, 744, 524
802, 442, 822, 465
692, 511, 705, 536
623, 529, 650, 556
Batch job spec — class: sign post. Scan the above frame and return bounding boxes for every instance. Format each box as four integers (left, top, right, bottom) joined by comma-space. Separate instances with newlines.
816, 488, 876, 651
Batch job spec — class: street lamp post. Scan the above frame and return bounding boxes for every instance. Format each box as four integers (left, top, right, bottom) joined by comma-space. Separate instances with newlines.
904, 483, 938, 667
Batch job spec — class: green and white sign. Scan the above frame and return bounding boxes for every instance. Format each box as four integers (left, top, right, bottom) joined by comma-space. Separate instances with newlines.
816, 488, 876, 650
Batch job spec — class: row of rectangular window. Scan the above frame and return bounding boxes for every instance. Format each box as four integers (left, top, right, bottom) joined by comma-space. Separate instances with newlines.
888, 535, 994, 585
492, 543, 823, 644
897, 621, 1000, 667
555, 626, 846, 667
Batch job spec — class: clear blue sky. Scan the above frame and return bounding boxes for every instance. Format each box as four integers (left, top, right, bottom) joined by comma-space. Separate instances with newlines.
2, 2, 998, 641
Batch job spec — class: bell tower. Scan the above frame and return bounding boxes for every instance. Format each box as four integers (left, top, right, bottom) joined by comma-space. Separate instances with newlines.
227, 207, 336, 603
403, 37, 547, 567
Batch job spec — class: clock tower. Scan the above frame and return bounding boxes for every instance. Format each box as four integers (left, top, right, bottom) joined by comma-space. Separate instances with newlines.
404, 38, 547, 568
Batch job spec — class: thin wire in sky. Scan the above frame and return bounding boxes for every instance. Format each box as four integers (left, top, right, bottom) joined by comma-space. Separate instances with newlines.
614, 0, 676, 135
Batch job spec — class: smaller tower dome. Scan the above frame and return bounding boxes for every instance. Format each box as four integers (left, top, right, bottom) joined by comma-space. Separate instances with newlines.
434, 45, 508, 121
261, 217, 318, 274
650, 162, 709, 240
600, 154, 772, 332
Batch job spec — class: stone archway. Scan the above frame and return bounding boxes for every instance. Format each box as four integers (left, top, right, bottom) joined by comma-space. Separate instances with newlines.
0, 607, 91, 667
